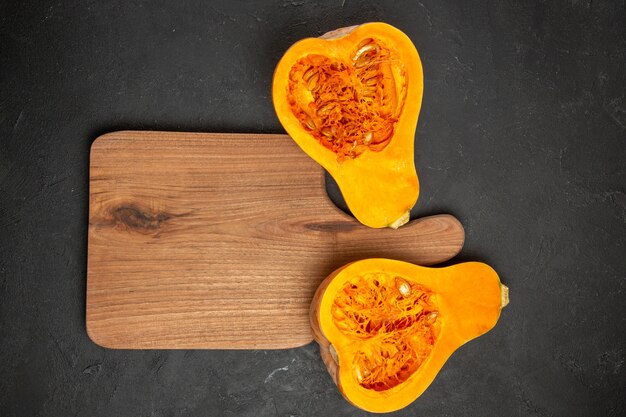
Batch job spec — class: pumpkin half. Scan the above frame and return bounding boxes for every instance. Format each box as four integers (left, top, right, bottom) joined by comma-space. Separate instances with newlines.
272, 23, 423, 228
310, 259, 509, 413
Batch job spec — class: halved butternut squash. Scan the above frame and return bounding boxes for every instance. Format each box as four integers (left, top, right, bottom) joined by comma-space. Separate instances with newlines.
273, 23, 423, 228
310, 259, 509, 412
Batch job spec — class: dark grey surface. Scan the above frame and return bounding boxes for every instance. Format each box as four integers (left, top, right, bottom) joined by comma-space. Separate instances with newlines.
1, 0, 625, 416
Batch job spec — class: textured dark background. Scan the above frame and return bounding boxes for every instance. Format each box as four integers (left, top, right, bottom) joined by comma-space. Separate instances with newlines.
1, 0, 625, 416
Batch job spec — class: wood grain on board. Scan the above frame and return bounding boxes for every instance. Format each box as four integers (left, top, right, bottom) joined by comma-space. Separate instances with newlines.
86, 131, 464, 349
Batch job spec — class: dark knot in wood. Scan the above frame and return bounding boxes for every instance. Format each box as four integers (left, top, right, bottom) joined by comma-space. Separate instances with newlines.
112, 205, 172, 232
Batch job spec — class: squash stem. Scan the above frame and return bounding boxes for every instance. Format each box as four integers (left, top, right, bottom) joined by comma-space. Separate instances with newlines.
501, 285, 509, 308
389, 211, 410, 229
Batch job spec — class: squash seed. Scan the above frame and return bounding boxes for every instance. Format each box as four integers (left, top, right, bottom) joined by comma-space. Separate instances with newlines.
307, 72, 320, 91
395, 277, 412, 297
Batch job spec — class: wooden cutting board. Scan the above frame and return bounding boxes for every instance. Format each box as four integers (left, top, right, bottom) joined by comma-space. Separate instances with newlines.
87, 131, 464, 349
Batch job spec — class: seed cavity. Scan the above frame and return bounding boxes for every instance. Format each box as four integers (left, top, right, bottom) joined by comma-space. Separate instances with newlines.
287, 37, 407, 160
332, 272, 439, 391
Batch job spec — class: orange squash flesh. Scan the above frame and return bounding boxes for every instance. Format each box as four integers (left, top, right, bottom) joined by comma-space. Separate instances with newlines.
273, 23, 423, 228
310, 259, 509, 413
